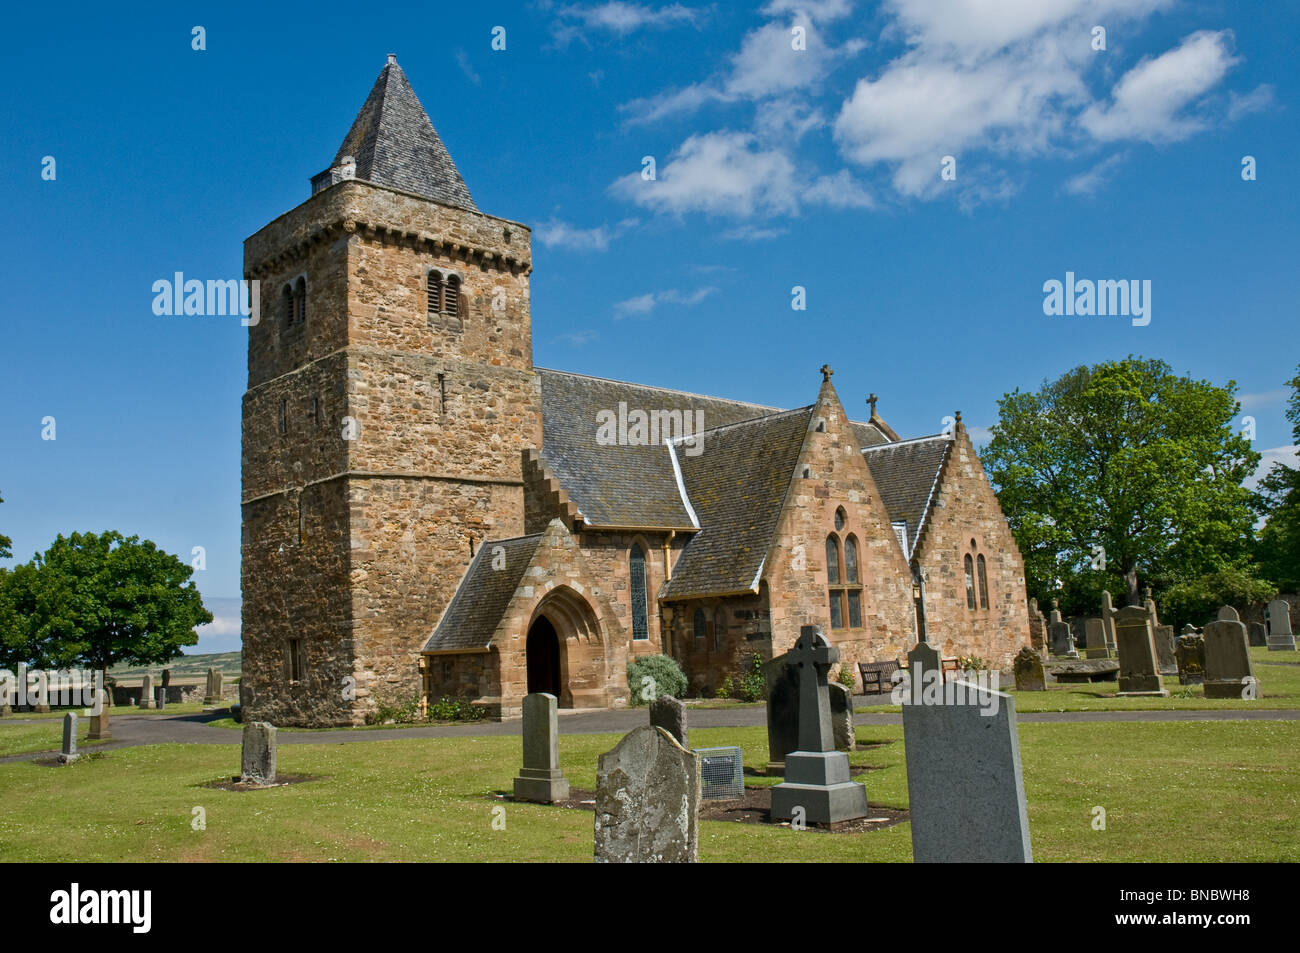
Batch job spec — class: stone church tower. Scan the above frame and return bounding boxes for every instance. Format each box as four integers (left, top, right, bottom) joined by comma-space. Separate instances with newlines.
240, 56, 539, 725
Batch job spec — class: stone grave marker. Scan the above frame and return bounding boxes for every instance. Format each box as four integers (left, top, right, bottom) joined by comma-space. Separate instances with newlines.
1266, 599, 1297, 651
1248, 622, 1267, 648
1101, 590, 1118, 654
1143, 587, 1160, 627
1048, 620, 1076, 658
1153, 625, 1178, 676
902, 678, 1033, 863
594, 725, 699, 863
1176, 631, 1205, 686
769, 626, 868, 825
138, 674, 155, 710
59, 712, 79, 764
1203, 617, 1257, 700
649, 694, 688, 749
906, 639, 942, 705
513, 692, 570, 803
1013, 647, 1046, 691
828, 682, 855, 751
88, 690, 111, 741
1216, 606, 1240, 622
154, 686, 166, 710
1084, 617, 1110, 659
1114, 606, 1168, 696
240, 722, 277, 784
204, 668, 223, 705
765, 646, 856, 766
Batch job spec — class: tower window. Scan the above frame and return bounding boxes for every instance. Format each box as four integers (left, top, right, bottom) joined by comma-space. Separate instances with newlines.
287, 638, 304, 682
278, 399, 287, 435
294, 277, 306, 325
281, 285, 294, 329
427, 271, 443, 316
445, 274, 461, 319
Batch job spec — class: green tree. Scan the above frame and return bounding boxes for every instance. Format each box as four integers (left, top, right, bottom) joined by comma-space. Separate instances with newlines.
982, 357, 1260, 613
0, 490, 12, 559
1255, 364, 1300, 590
0, 531, 211, 686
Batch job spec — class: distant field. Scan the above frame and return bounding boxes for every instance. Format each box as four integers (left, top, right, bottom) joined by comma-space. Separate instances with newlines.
110, 651, 241, 685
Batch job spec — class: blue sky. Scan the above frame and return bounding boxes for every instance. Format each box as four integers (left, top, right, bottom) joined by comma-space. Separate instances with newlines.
2, 0, 1297, 652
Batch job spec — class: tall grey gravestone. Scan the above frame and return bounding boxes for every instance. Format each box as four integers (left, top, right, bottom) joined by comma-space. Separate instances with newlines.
1153, 625, 1178, 676
1248, 622, 1267, 648
138, 674, 155, 710
59, 712, 79, 764
1048, 620, 1076, 658
1114, 606, 1168, 696
594, 725, 699, 863
769, 627, 868, 825
1084, 617, 1110, 659
1100, 591, 1118, 654
1203, 618, 1258, 699
828, 682, 855, 751
204, 668, 222, 705
513, 692, 570, 803
88, 690, 111, 741
902, 679, 1033, 863
241, 722, 277, 784
1216, 606, 1240, 622
1266, 600, 1297, 651
649, 695, 688, 749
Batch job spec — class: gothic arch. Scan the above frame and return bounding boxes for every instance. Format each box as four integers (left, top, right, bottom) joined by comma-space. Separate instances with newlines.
525, 584, 612, 709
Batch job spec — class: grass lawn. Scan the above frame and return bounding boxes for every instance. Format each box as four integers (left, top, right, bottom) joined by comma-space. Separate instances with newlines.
8, 701, 212, 721
0, 720, 111, 759
856, 646, 1300, 713
0, 720, 1295, 862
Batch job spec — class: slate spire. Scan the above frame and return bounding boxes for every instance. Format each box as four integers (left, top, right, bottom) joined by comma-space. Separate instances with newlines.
318, 54, 478, 211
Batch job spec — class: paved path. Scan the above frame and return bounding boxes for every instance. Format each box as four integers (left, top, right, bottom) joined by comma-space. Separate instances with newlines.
3, 704, 1297, 764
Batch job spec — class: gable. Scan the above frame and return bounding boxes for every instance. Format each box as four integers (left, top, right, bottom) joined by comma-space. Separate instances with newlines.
861, 435, 951, 554
423, 533, 543, 651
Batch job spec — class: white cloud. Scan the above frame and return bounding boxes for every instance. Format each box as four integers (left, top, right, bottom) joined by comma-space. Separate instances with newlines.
557, 329, 600, 345
1228, 83, 1275, 121
1064, 153, 1127, 195
1239, 388, 1290, 410
552, 2, 703, 45
762, 0, 853, 23
720, 224, 788, 241
614, 292, 658, 315
1247, 445, 1299, 491
614, 286, 719, 317
455, 49, 481, 86
802, 169, 875, 208
535, 217, 640, 251
1080, 30, 1239, 143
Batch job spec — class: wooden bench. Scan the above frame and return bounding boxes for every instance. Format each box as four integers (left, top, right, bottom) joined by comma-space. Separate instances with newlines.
857, 660, 900, 695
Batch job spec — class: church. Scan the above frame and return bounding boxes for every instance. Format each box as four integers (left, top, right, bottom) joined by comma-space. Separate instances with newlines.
240, 57, 1032, 726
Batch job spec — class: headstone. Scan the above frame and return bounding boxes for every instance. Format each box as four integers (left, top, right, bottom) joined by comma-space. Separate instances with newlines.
1048, 620, 1077, 658
1013, 647, 1046, 691
204, 668, 223, 705
1100, 590, 1118, 654
902, 679, 1033, 863
1153, 625, 1178, 676
1027, 598, 1049, 658
1248, 622, 1267, 647
769, 626, 868, 825
594, 725, 699, 863
1084, 617, 1110, 659
763, 655, 799, 773
513, 692, 570, 803
154, 686, 166, 710
240, 722, 277, 784
138, 674, 155, 710
828, 682, 855, 751
1202, 618, 1258, 700
59, 712, 79, 764
1143, 587, 1160, 627
1266, 599, 1297, 651
1176, 632, 1205, 686
906, 640, 943, 705
1114, 606, 1168, 696
88, 691, 111, 741
649, 695, 688, 749
1216, 605, 1240, 622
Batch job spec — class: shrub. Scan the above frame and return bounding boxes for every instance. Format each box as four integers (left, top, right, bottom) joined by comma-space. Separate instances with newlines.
426, 696, 489, 722
737, 653, 766, 702
957, 655, 989, 673
717, 675, 734, 699
626, 655, 687, 706
837, 665, 856, 693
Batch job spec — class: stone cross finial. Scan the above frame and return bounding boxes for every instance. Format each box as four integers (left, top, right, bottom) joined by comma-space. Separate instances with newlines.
868, 393, 878, 414
820, 364, 833, 382
789, 625, 837, 752
387, 53, 397, 65
954, 410, 963, 424
1051, 598, 1059, 611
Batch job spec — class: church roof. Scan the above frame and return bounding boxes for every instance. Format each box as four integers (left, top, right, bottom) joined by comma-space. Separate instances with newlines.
423, 533, 542, 651
324, 56, 477, 212
661, 407, 815, 600
861, 434, 951, 554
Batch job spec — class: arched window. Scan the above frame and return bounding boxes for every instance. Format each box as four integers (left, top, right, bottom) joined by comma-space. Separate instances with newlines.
713, 607, 726, 651
834, 507, 846, 532
427, 271, 443, 316
445, 274, 461, 319
844, 535, 862, 628
964, 554, 976, 610
825, 535, 841, 585
294, 277, 306, 325
629, 544, 648, 642
977, 554, 989, 610
281, 284, 294, 329
692, 608, 706, 643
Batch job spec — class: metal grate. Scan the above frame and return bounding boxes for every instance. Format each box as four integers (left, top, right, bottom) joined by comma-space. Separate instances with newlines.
695, 746, 744, 800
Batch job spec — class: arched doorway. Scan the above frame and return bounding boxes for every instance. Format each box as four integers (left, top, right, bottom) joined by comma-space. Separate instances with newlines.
526, 615, 561, 697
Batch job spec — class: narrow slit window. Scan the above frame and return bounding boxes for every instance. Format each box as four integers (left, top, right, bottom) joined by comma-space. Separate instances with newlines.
630, 544, 649, 642
445, 274, 461, 319
977, 554, 989, 610
427, 271, 443, 315
964, 554, 976, 610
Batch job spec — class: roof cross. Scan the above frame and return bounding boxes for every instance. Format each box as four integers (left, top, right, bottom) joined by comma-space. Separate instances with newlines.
868, 393, 878, 414
820, 364, 833, 382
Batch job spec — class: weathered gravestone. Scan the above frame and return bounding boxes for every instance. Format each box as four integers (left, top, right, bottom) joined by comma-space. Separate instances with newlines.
1266, 599, 1297, 651
1084, 617, 1110, 659
204, 668, 223, 705
59, 712, 79, 764
513, 692, 570, 803
1248, 622, 1267, 648
649, 694, 688, 749
1144, 587, 1160, 627
1114, 606, 1168, 696
1013, 646, 1047, 691
1217, 606, 1240, 622
1153, 625, 1178, 677
902, 677, 1033, 862
1100, 590, 1119, 655
138, 674, 155, 710
1203, 617, 1258, 700
764, 643, 855, 770
769, 627, 868, 825
829, 682, 855, 751
154, 686, 166, 710
1176, 629, 1205, 686
1048, 600, 1077, 658
240, 722, 277, 784
88, 690, 111, 741
594, 725, 699, 863
1027, 598, 1049, 658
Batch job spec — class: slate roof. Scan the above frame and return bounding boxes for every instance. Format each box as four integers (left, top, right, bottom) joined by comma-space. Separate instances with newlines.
850, 421, 892, 450
661, 407, 815, 600
423, 534, 542, 651
537, 368, 783, 528
326, 57, 478, 212
861, 435, 951, 554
